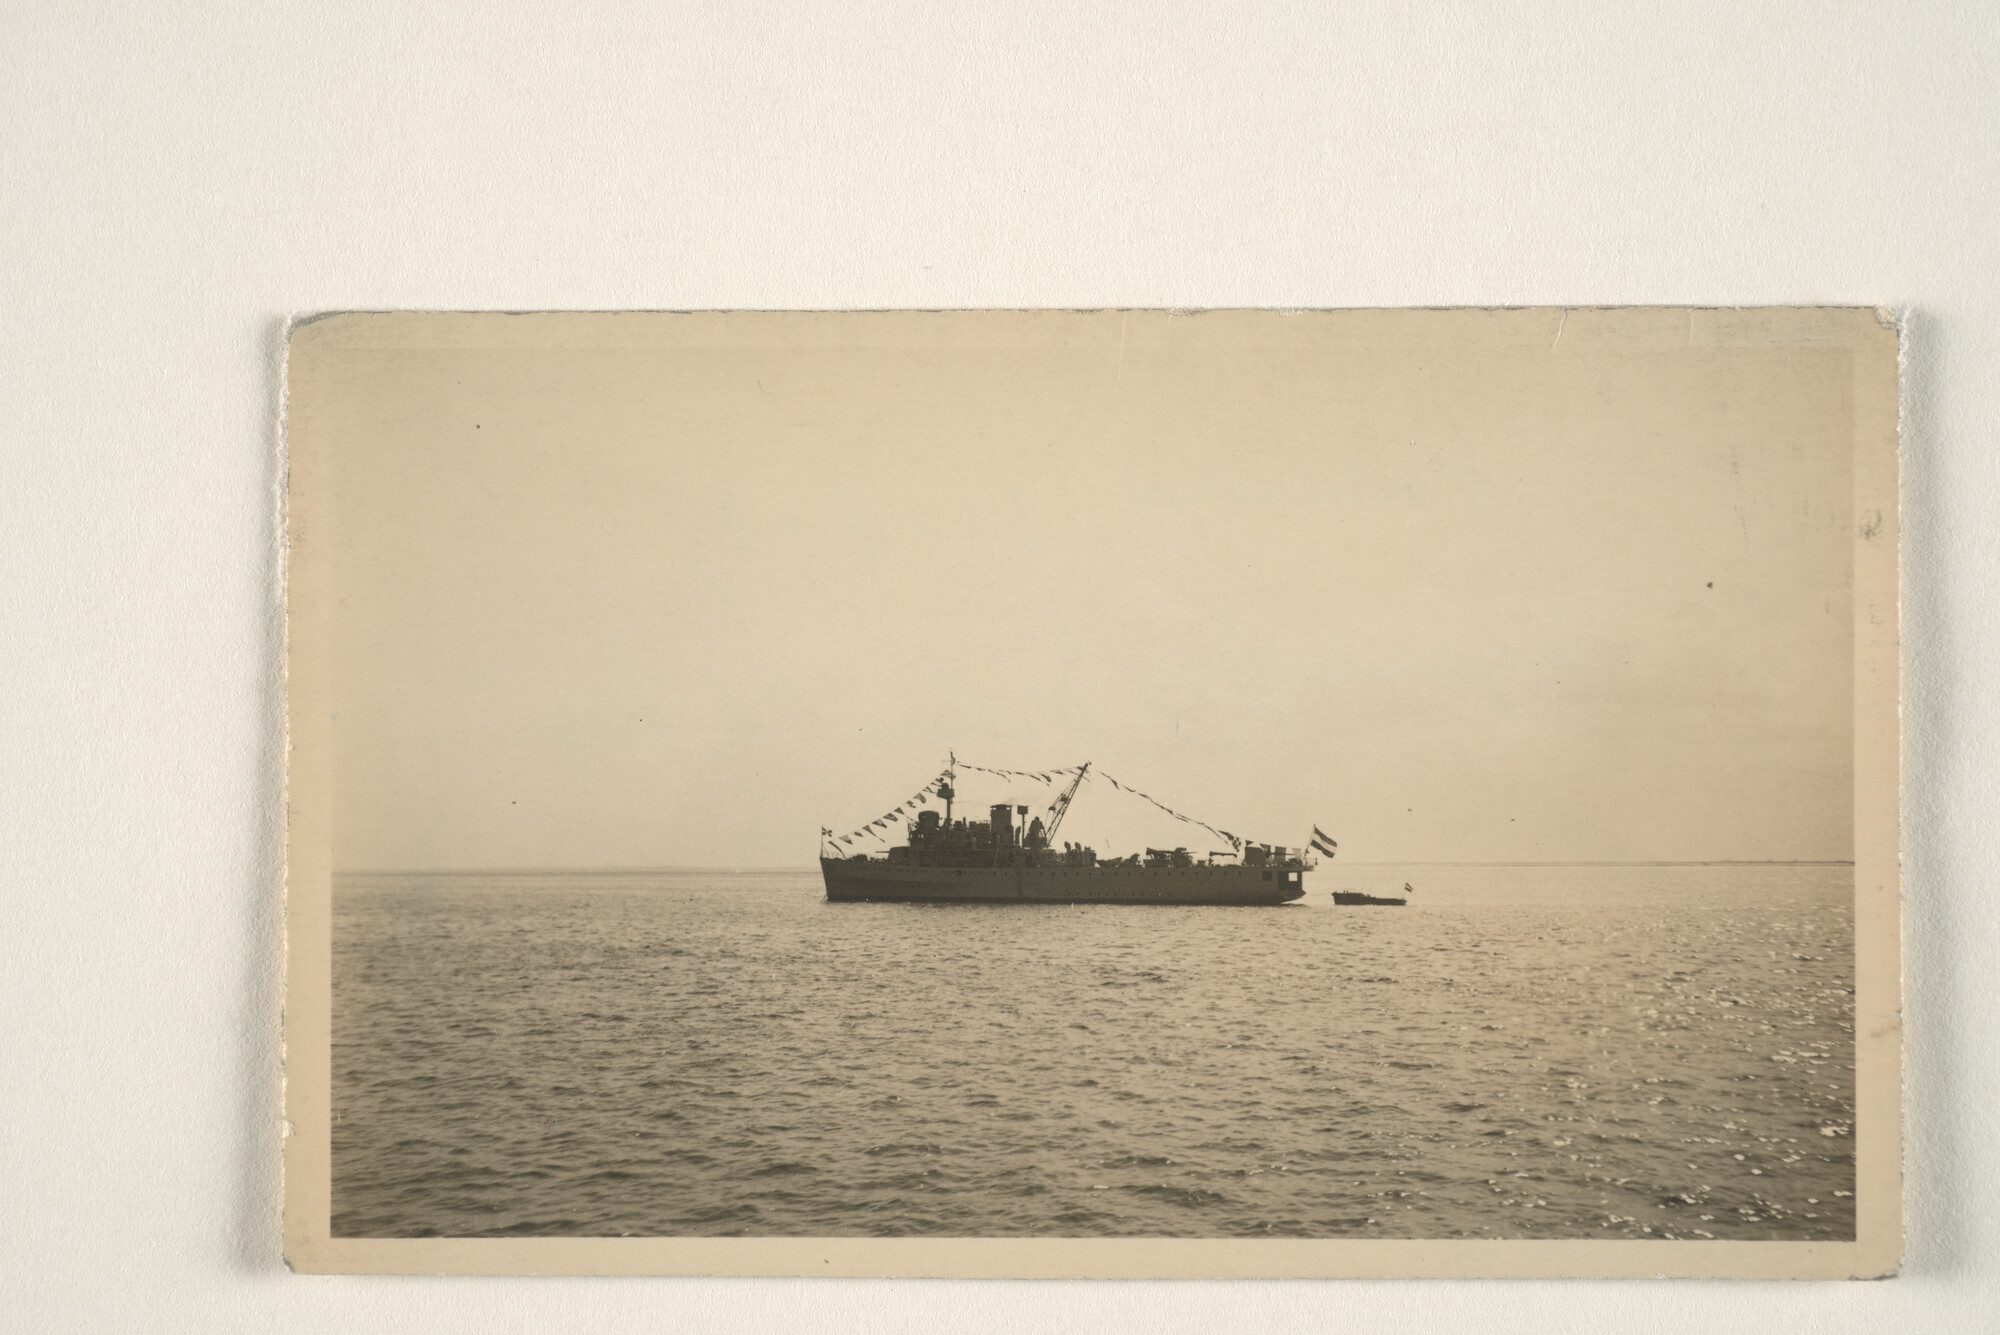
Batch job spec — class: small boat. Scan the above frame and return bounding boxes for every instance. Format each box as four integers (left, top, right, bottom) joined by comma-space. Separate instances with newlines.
1333, 882, 1411, 907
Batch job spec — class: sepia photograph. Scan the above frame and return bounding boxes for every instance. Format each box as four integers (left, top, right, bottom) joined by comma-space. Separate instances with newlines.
282, 307, 1899, 1277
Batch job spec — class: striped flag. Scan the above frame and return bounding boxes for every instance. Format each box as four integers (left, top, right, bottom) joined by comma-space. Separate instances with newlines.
1310, 826, 1339, 858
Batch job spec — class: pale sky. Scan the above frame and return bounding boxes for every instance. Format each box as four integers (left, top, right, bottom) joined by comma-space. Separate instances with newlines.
298, 310, 1875, 868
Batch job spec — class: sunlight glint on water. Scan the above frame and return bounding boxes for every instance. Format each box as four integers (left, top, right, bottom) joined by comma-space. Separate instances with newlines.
331, 865, 1855, 1239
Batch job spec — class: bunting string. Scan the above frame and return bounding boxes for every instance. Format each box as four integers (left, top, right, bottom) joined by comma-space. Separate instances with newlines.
1094, 772, 1243, 851
827, 769, 955, 849
826, 759, 1257, 855
951, 762, 1083, 783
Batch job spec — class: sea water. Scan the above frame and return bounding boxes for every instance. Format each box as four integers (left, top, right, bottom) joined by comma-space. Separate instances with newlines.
330, 865, 1855, 1239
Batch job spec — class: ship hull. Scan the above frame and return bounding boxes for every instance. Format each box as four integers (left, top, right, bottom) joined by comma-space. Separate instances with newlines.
1332, 892, 1406, 906
821, 857, 1305, 906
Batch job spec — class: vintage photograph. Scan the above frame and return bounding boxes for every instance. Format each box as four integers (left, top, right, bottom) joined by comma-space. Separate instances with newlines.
283, 308, 1899, 1277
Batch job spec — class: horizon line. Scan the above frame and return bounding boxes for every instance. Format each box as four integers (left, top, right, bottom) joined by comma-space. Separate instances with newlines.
332, 858, 1857, 876
1346, 859, 1856, 867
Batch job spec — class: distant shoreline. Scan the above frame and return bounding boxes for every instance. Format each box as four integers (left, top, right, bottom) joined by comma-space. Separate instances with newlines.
1345, 860, 1856, 867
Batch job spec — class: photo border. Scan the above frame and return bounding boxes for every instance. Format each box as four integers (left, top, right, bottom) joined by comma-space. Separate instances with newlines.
282, 307, 1901, 1278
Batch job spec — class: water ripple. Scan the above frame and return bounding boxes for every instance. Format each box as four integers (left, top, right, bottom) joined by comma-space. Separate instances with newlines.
331, 865, 1855, 1240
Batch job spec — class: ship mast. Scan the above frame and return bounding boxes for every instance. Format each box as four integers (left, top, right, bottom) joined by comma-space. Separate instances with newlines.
1042, 762, 1090, 844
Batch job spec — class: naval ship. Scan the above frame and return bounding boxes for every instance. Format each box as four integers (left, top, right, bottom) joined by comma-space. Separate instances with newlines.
820, 762, 1308, 906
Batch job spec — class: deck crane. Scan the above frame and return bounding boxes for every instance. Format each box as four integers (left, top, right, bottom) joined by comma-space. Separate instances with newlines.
1041, 763, 1091, 845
